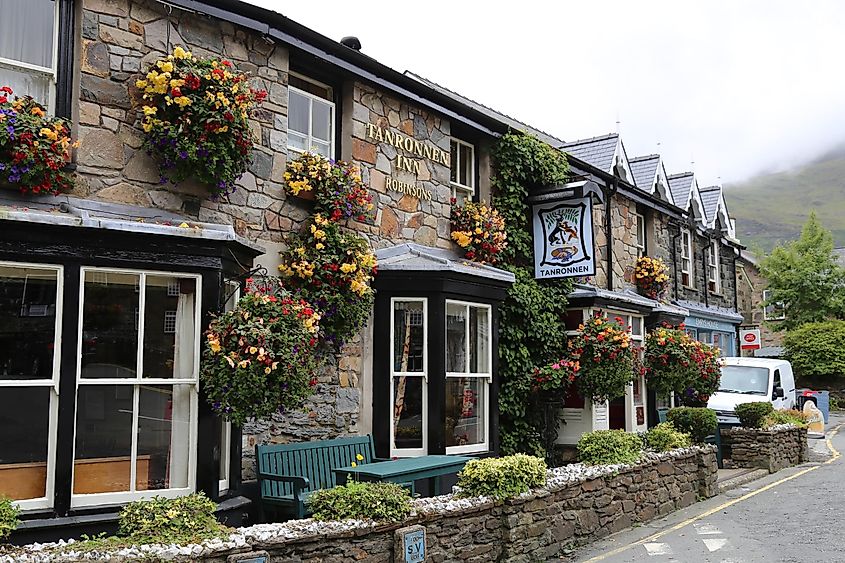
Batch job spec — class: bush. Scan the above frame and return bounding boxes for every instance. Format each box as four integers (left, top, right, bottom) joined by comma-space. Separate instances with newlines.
644, 422, 692, 452
763, 408, 809, 428
118, 493, 226, 544
577, 429, 643, 466
0, 496, 20, 542
734, 402, 775, 428
307, 481, 412, 523
455, 454, 547, 500
784, 320, 845, 381
666, 407, 717, 443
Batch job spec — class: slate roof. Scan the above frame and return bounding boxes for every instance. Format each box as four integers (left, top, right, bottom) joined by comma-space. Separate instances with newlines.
629, 154, 661, 192
374, 243, 515, 283
699, 185, 723, 226
561, 134, 619, 173
568, 283, 660, 309
667, 172, 695, 209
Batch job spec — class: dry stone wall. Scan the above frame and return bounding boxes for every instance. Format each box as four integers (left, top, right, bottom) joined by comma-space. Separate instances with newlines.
729, 425, 808, 473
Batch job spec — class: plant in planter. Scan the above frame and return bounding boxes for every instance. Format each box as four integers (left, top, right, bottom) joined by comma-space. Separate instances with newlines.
201, 278, 321, 425
633, 255, 669, 300
568, 314, 635, 404
642, 324, 700, 397
450, 199, 508, 264
279, 214, 377, 349
679, 339, 722, 406
136, 47, 266, 197
0, 88, 76, 195
532, 358, 580, 398
283, 152, 375, 222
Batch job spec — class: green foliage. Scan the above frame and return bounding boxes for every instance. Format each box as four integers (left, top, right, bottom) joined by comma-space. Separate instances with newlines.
784, 320, 845, 380
0, 496, 19, 542
666, 407, 717, 444
569, 315, 635, 403
831, 396, 841, 410
734, 401, 775, 428
763, 408, 808, 428
307, 481, 412, 523
577, 430, 643, 466
759, 212, 845, 331
117, 493, 227, 544
644, 422, 692, 452
455, 454, 547, 500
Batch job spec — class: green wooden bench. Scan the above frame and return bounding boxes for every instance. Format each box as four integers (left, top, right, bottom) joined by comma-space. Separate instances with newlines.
255, 435, 386, 520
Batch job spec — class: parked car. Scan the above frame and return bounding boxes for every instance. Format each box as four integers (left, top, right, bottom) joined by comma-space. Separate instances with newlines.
708, 357, 796, 423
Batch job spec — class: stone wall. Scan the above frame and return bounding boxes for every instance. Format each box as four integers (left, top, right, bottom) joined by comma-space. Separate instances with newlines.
592, 193, 640, 291
736, 259, 783, 352
674, 230, 738, 310
729, 425, 808, 473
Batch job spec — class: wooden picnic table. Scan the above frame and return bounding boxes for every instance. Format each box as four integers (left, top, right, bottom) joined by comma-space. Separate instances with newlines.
333, 455, 472, 495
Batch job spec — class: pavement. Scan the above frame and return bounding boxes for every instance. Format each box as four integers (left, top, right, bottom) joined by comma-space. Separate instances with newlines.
570, 413, 845, 563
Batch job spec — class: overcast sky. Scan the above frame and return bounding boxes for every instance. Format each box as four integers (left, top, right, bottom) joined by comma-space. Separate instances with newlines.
246, 0, 845, 186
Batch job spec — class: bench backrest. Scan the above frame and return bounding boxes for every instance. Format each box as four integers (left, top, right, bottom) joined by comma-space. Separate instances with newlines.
256, 435, 376, 498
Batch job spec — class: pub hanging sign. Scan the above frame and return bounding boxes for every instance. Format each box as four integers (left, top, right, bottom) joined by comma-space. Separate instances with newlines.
532, 197, 596, 279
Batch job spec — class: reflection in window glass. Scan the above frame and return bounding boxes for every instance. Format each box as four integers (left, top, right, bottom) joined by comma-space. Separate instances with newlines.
288, 90, 309, 135
312, 100, 331, 142
81, 272, 139, 378
137, 384, 191, 491
144, 277, 195, 379
470, 306, 489, 374
0, 387, 50, 500
392, 376, 423, 451
446, 302, 466, 373
445, 378, 485, 448
0, 0, 55, 105
393, 301, 424, 373
73, 385, 133, 494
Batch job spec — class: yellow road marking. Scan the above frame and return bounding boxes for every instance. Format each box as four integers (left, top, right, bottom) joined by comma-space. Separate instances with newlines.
582, 424, 843, 562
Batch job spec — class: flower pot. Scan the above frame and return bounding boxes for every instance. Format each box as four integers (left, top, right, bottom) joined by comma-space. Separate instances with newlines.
292, 189, 315, 201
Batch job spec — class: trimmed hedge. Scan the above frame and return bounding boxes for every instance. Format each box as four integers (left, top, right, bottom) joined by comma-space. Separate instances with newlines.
645, 422, 691, 452
735, 402, 774, 428
577, 429, 643, 466
456, 454, 547, 500
667, 407, 717, 443
308, 481, 412, 523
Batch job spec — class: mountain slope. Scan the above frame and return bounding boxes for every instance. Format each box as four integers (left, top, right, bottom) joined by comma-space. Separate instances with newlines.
725, 151, 845, 253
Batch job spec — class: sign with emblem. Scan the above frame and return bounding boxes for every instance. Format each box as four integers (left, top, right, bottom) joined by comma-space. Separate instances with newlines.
740, 328, 761, 350
532, 197, 596, 279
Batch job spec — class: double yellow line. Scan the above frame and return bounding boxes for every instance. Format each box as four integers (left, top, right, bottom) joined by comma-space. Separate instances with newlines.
582, 425, 842, 562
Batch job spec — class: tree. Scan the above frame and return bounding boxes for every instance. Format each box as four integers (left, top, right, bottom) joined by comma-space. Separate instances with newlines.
759, 212, 845, 331
783, 320, 845, 382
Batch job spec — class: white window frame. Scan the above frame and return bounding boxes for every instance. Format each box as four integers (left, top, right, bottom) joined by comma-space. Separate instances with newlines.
287, 82, 335, 158
71, 267, 201, 508
634, 213, 646, 258
681, 229, 694, 288
389, 297, 428, 458
445, 300, 491, 455
762, 289, 786, 321
0, 262, 63, 511
0, 1, 60, 113
707, 240, 720, 294
449, 138, 475, 201
218, 280, 240, 494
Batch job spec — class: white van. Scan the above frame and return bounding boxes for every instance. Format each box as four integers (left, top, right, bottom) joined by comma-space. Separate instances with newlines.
707, 357, 796, 424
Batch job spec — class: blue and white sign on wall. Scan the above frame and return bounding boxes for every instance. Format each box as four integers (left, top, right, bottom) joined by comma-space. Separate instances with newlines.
403, 528, 426, 563
532, 196, 596, 279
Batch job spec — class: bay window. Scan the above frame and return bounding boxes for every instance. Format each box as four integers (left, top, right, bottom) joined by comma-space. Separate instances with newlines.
390, 298, 427, 457
0, 0, 58, 110
287, 74, 335, 158
449, 138, 475, 203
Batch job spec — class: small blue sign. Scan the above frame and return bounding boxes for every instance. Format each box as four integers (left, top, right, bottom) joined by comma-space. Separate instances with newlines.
238, 557, 267, 563
403, 529, 425, 563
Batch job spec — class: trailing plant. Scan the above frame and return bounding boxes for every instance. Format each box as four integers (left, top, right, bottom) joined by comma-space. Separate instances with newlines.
307, 481, 412, 523
201, 278, 321, 425
734, 401, 774, 428
644, 422, 691, 452
455, 454, 547, 500
0, 88, 76, 195
784, 320, 845, 381
532, 358, 580, 394
642, 325, 700, 397
0, 496, 19, 542
666, 407, 717, 444
283, 152, 375, 222
117, 493, 227, 544
577, 429, 643, 466
680, 340, 722, 406
449, 199, 508, 264
633, 255, 669, 300
279, 214, 377, 349
137, 46, 266, 196
568, 314, 635, 404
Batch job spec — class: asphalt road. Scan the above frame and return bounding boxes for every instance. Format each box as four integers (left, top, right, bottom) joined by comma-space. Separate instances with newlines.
573, 415, 845, 563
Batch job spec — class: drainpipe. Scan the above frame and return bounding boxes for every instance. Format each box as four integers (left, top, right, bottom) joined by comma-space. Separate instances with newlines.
605, 178, 618, 291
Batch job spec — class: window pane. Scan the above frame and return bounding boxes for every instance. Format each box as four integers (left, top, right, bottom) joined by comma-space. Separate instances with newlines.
312, 141, 331, 157
393, 301, 424, 373
311, 99, 332, 142
0, 265, 58, 380
288, 90, 310, 135
137, 384, 191, 491
81, 272, 139, 378
0, 0, 54, 68
0, 64, 52, 107
393, 376, 423, 451
446, 303, 466, 373
631, 316, 643, 337
469, 306, 489, 374
459, 144, 473, 187
445, 378, 486, 449
0, 387, 50, 500
287, 132, 307, 152
144, 277, 196, 379
74, 385, 134, 494
450, 140, 458, 183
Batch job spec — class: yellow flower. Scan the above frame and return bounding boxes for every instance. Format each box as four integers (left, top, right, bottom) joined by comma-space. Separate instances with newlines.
264, 367, 271, 374
356, 453, 364, 461
249, 346, 257, 354
135, 79, 148, 89
157, 60, 174, 73
340, 263, 356, 274
351, 462, 357, 468
174, 96, 192, 108
39, 128, 58, 141
172, 46, 192, 59
316, 243, 325, 250
142, 106, 157, 116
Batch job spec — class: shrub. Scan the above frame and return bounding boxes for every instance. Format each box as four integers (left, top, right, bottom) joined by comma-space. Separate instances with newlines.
118, 493, 226, 544
577, 429, 643, 466
0, 496, 20, 542
734, 401, 775, 428
307, 481, 412, 523
455, 454, 547, 500
784, 320, 845, 381
763, 408, 809, 428
644, 422, 691, 452
666, 407, 717, 443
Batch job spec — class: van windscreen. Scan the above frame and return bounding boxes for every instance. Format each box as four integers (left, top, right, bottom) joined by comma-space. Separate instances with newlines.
718, 366, 769, 395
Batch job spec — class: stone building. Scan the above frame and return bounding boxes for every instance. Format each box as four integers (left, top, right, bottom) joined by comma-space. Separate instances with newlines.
736, 250, 784, 356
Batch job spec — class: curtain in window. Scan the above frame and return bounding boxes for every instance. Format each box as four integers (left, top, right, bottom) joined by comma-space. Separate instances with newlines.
167, 291, 194, 488
0, 0, 54, 68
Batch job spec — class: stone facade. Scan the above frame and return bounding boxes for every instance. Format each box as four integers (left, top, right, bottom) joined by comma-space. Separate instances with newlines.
674, 229, 738, 311
736, 256, 783, 353
729, 426, 808, 473
591, 193, 640, 291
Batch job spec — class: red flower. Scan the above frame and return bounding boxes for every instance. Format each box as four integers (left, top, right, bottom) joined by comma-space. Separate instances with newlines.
184, 74, 201, 90
0, 95, 6, 104
171, 87, 182, 97
224, 111, 234, 122
0, 86, 12, 94
221, 60, 232, 67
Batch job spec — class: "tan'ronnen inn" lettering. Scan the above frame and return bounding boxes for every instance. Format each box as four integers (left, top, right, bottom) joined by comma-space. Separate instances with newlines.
365, 123, 450, 168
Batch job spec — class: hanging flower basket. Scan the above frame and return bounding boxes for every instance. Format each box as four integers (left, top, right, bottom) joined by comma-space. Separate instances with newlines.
532, 358, 580, 403
0, 88, 77, 195
633, 256, 669, 300
201, 278, 322, 425
450, 199, 507, 264
283, 152, 374, 222
136, 47, 266, 197
567, 313, 635, 404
